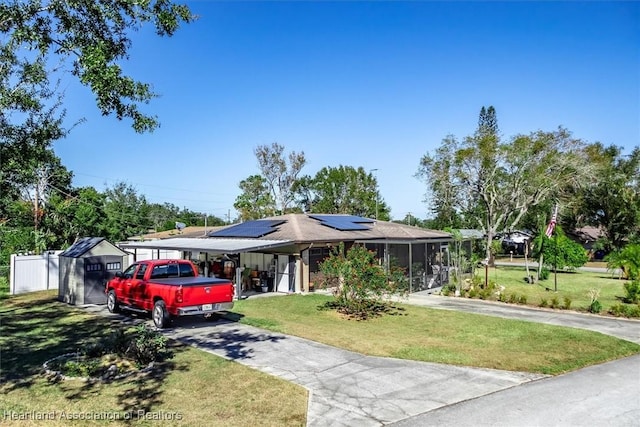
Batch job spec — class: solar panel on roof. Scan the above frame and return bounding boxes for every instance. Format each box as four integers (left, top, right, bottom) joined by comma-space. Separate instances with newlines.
309, 215, 374, 231
209, 220, 285, 238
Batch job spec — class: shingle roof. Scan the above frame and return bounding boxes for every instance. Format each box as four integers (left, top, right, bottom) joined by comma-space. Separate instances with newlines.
208, 214, 451, 243
128, 226, 228, 241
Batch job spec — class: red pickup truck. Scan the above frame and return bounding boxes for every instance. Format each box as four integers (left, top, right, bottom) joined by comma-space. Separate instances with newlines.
105, 259, 234, 328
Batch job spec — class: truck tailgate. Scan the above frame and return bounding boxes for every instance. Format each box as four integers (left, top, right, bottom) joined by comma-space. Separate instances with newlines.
151, 277, 234, 305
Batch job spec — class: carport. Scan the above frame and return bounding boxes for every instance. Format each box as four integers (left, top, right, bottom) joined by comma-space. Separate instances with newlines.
118, 238, 294, 295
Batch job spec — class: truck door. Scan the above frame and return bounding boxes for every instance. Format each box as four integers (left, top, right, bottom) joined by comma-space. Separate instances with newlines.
129, 263, 148, 308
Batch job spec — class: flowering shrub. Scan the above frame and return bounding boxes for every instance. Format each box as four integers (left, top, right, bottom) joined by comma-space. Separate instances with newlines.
318, 243, 408, 319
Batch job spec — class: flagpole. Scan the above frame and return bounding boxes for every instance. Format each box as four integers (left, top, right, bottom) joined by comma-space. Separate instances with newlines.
554, 230, 558, 292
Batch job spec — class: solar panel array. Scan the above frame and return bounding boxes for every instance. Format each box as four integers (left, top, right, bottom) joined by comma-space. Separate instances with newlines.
309, 215, 374, 231
209, 220, 285, 238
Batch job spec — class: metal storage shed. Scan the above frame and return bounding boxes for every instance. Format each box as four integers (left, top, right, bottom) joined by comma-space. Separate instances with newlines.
58, 237, 129, 305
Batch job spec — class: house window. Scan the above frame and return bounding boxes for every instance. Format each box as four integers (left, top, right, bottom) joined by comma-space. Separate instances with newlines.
86, 263, 102, 272
106, 262, 121, 271
309, 248, 332, 273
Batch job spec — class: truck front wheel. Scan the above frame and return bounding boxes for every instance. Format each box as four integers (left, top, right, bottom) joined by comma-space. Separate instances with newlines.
153, 300, 170, 329
107, 290, 120, 313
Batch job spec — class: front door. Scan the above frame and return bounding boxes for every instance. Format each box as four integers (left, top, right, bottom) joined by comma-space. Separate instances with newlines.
276, 255, 296, 293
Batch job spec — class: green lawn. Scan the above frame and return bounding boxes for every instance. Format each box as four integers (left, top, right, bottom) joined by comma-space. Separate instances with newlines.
3, 284, 639, 426
481, 265, 635, 313
229, 293, 640, 375
0, 291, 307, 427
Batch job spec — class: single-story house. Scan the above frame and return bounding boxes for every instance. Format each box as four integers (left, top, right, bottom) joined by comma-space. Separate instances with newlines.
119, 214, 452, 294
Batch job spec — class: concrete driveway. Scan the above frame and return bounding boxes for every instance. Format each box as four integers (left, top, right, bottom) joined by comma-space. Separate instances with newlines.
161, 317, 545, 426
88, 294, 640, 426
390, 354, 640, 427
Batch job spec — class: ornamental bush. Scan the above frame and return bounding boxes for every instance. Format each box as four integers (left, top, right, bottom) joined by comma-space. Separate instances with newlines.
319, 243, 408, 319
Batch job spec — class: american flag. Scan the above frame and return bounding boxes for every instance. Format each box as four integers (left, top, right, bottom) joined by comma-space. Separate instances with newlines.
545, 205, 558, 238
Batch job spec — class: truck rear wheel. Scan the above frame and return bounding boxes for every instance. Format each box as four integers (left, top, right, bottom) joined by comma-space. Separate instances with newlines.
107, 290, 120, 313
153, 300, 170, 329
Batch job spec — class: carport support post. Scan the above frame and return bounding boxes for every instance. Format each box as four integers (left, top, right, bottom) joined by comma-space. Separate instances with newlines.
235, 267, 242, 300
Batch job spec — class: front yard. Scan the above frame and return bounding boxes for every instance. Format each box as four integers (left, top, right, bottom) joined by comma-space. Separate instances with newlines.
2, 283, 639, 426
0, 291, 307, 427
448, 265, 639, 316
228, 293, 640, 375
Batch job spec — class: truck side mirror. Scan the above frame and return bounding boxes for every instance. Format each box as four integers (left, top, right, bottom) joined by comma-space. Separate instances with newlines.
115, 271, 124, 278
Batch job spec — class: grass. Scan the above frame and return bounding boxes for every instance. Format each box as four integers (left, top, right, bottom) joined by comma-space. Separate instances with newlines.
229, 293, 640, 375
483, 265, 635, 313
0, 291, 307, 427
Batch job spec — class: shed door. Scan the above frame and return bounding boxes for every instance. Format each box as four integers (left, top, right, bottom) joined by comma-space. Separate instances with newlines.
84, 257, 108, 304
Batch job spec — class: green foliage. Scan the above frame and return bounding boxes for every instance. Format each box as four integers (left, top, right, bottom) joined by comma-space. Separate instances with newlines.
571, 145, 640, 251
532, 226, 589, 271
127, 324, 171, 367
588, 300, 602, 314
606, 244, 640, 280
563, 296, 572, 310
518, 295, 528, 305
0, 275, 9, 299
550, 296, 560, 309
293, 165, 390, 220
234, 175, 277, 220
539, 267, 550, 280
586, 288, 602, 313
60, 358, 103, 378
539, 298, 548, 308
318, 243, 407, 319
102, 182, 152, 242
417, 106, 591, 260
47, 324, 172, 378
608, 304, 640, 318
1, 0, 195, 133
623, 281, 640, 304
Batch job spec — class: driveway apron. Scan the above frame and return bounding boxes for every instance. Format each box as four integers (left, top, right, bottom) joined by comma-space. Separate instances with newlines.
161, 318, 545, 426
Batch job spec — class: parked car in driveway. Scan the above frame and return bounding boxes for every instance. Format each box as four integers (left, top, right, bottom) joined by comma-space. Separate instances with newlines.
105, 259, 234, 328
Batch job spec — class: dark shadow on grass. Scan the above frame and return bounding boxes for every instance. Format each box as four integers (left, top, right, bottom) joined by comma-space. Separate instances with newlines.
0, 290, 183, 415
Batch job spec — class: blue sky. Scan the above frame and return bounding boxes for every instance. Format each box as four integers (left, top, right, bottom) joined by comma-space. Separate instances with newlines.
54, 1, 639, 222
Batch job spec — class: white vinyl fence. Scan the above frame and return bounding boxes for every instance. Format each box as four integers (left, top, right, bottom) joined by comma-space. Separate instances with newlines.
9, 247, 181, 295
10, 251, 61, 295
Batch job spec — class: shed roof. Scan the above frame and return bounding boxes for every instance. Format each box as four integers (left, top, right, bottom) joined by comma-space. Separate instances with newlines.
60, 237, 128, 258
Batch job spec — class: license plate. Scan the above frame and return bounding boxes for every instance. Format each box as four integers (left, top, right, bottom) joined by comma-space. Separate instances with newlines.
202, 304, 213, 311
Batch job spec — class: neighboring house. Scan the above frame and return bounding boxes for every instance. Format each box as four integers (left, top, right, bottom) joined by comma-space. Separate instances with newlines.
500, 231, 533, 256
119, 214, 453, 294
127, 226, 227, 241
567, 226, 606, 260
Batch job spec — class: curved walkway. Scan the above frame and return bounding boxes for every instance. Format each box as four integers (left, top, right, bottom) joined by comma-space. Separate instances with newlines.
154, 294, 639, 426
405, 292, 640, 344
